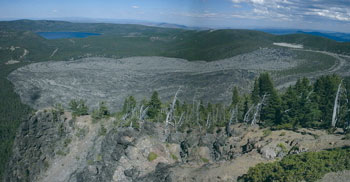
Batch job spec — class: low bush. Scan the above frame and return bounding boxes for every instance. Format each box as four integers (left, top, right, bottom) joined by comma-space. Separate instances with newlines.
238, 148, 350, 182
147, 152, 158, 162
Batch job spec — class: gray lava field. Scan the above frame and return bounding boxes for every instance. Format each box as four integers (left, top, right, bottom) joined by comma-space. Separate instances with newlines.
8, 47, 349, 111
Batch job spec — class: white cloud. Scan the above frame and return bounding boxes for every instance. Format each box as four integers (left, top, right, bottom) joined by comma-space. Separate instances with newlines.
132, 6, 139, 9
230, 0, 350, 22
231, 0, 265, 4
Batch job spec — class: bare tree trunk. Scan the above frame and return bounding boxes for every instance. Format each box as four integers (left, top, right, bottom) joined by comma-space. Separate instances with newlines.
251, 94, 267, 126
244, 105, 254, 123
206, 113, 211, 128
196, 101, 202, 132
176, 112, 185, 132
332, 80, 343, 127
228, 109, 235, 126
165, 87, 181, 128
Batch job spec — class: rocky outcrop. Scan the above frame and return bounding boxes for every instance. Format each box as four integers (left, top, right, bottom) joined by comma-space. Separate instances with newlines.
4, 110, 350, 182
4, 109, 73, 182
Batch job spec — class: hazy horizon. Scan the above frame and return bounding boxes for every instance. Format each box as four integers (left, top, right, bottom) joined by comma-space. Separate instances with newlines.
1, 0, 350, 33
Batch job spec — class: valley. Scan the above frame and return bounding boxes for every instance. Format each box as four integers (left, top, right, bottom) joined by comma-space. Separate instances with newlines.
1, 20, 350, 182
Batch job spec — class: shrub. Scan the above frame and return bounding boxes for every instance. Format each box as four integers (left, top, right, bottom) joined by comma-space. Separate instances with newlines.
200, 157, 209, 163
277, 143, 287, 153
263, 129, 272, 137
56, 150, 66, 156
171, 153, 178, 161
147, 152, 158, 162
343, 133, 350, 140
64, 138, 72, 147
238, 148, 350, 182
98, 125, 107, 136
92, 102, 110, 122
69, 99, 89, 116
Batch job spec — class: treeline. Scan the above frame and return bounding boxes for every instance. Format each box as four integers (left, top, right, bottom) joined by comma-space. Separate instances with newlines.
0, 63, 33, 179
117, 73, 350, 133
68, 73, 350, 133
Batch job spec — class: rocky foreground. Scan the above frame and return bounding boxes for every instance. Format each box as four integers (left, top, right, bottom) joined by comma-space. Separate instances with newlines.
4, 109, 350, 182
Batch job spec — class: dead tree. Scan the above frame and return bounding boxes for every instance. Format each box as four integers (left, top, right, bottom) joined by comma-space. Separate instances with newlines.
178, 113, 185, 128
139, 105, 148, 121
332, 80, 343, 127
244, 105, 254, 123
228, 109, 235, 126
165, 87, 182, 128
195, 101, 202, 132
251, 94, 267, 126
206, 113, 211, 129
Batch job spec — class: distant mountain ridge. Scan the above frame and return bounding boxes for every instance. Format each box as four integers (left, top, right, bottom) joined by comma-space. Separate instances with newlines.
0, 19, 349, 62
259, 28, 350, 42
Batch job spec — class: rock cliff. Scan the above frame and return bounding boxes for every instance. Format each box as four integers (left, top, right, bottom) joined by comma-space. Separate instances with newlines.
4, 109, 350, 182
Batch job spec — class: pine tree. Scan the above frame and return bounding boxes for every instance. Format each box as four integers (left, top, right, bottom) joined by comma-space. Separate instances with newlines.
251, 79, 260, 104
257, 73, 281, 126
231, 86, 240, 106
69, 99, 89, 116
122, 96, 136, 114
313, 75, 342, 128
99, 101, 110, 117
147, 91, 162, 119
242, 95, 250, 121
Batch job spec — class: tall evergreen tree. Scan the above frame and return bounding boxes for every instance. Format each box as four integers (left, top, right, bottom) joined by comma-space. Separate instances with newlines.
251, 79, 260, 104
147, 91, 162, 119
256, 73, 281, 126
313, 75, 342, 128
231, 86, 240, 106
122, 96, 136, 114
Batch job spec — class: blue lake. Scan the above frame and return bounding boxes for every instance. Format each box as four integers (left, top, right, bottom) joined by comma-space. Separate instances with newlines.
37, 32, 101, 39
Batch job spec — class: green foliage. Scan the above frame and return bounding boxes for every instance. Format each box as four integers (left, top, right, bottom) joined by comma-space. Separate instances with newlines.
147, 152, 158, 162
98, 125, 107, 136
147, 91, 162, 120
56, 150, 66, 156
277, 143, 287, 153
69, 99, 89, 117
63, 138, 72, 148
171, 153, 178, 161
263, 129, 272, 137
0, 63, 32, 179
122, 96, 137, 114
231, 86, 240, 106
343, 133, 350, 140
87, 160, 94, 165
96, 154, 102, 162
54, 103, 65, 115
313, 75, 342, 127
239, 148, 350, 182
92, 102, 110, 122
0, 20, 349, 178
75, 127, 88, 139
200, 157, 209, 163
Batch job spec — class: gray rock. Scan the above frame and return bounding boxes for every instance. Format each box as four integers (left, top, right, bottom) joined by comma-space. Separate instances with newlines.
4, 110, 72, 182
260, 147, 277, 159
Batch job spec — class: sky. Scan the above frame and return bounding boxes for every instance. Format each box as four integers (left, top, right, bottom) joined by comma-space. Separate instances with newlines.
0, 0, 350, 32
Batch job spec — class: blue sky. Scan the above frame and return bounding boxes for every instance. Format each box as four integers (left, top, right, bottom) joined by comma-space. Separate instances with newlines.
1, 0, 350, 32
